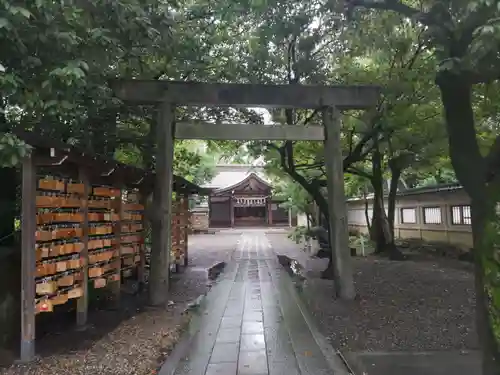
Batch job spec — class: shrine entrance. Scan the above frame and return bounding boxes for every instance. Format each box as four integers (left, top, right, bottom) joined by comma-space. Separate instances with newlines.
112, 79, 379, 306
233, 196, 267, 227
234, 205, 266, 227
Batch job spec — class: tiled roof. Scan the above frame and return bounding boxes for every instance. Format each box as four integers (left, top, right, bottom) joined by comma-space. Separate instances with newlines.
202, 164, 270, 189
347, 182, 463, 202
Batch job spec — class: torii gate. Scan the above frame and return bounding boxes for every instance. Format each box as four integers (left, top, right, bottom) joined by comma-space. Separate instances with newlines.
112, 80, 379, 302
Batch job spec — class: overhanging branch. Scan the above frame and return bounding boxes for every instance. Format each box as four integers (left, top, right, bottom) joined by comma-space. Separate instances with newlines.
347, 0, 428, 24
485, 134, 500, 182
347, 166, 373, 180
343, 123, 382, 168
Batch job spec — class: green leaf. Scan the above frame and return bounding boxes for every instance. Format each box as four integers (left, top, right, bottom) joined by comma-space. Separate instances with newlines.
80, 61, 89, 72
18, 7, 32, 19
0, 18, 9, 29
45, 100, 58, 108
483, 25, 495, 34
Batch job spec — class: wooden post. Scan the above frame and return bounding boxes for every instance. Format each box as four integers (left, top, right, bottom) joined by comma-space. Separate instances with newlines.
138, 189, 147, 289
76, 168, 89, 327
208, 195, 212, 228
183, 193, 189, 267
322, 106, 355, 300
230, 196, 235, 227
149, 101, 175, 305
20, 155, 36, 362
173, 193, 181, 273
111, 186, 122, 306
288, 207, 293, 227
268, 200, 273, 226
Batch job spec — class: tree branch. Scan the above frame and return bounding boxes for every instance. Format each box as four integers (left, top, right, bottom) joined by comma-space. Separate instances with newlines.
348, 0, 426, 23
276, 143, 330, 221
403, 37, 426, 71
343, 123, 382, 168
295, 162, 325, 170
302, 109, 319, 126
485, 134, 500, 182
347, 166, 373, 180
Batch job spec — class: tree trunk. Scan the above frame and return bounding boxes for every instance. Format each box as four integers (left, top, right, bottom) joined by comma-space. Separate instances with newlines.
387, 167, 402, 238
471, 195, 500, 375
438, 74, 500, 375
363, 187, 371, 232
370, 145, 404, 260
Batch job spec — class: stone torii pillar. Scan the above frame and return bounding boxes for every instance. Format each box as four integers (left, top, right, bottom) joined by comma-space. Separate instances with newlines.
323, 107, 355, 299
148, 102, 175, 305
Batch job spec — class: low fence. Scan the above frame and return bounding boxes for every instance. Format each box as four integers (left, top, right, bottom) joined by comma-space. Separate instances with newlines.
346, 184, 473, 250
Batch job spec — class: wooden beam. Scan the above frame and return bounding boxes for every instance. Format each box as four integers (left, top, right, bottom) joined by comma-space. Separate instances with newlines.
111, 80, 380, 109
182, 194, 189, 268
138, 189, 148, 290
149, 102, 175, 306
175, 123, 325, 141
76, 167, 89, 328
322, 107, 355, 300
110, 186, 123, 307
20, 155, 36, 362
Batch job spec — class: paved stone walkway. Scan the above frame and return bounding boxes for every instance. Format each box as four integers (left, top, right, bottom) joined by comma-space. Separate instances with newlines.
164, 232, 345, 375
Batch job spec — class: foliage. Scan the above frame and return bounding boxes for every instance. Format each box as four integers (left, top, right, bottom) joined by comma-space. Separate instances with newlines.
173, 141, 217, 185
4, 0, 500, 365
348, 0, 500, 369
273, 181, 312, 216
0, 133, 31, 167
288, 225, 311, 244
1, 0, 171, 137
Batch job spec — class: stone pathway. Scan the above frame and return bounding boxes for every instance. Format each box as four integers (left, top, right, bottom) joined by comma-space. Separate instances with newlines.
163, 231, 346, 375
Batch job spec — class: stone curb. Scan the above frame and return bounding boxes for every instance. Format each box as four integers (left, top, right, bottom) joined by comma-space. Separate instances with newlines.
157, 295, 208, 375
273, 252, 355, 375
158, 262, 227, 375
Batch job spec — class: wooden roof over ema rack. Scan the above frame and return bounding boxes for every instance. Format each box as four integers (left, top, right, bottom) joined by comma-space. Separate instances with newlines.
14, 130, 210, 195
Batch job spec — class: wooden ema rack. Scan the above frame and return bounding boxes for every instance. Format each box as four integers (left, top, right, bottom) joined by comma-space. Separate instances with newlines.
35, 177, 86, 314
120, 191, 143, 278
87, 185, 121, 291
34, 176, 145, 314
170, 195, 190, 270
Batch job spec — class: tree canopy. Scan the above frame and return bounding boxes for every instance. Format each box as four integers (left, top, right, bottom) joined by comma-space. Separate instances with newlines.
3, 0, 500, 372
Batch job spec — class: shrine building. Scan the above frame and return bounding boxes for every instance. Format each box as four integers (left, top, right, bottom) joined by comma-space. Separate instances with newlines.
201, 164, 296, 228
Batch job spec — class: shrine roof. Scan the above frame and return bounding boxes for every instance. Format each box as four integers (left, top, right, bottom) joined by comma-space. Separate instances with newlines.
202, 164, 271, 190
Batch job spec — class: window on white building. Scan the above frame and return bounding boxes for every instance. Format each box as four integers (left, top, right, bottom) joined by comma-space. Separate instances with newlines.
400, 208, 417, 224
423, 206, 442, 224
451, 205, 471, 225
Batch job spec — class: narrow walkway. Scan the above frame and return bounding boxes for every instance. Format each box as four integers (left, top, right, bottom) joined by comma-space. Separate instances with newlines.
165, 232, 346, 375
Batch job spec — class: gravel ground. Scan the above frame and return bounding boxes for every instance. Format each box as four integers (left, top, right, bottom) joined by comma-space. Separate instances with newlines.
169, 232, 239, 303
267, 233, 478, 352
0, 233, 240, 375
